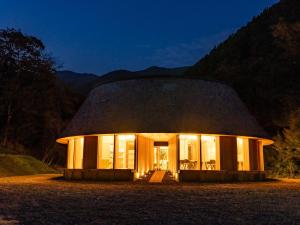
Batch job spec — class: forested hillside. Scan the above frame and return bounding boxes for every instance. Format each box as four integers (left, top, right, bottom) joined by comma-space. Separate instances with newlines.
185, 0, 300, 135
57, 66, 188, 96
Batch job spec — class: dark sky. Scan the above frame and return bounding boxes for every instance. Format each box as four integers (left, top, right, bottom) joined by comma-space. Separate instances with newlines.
0, 0, 278, 75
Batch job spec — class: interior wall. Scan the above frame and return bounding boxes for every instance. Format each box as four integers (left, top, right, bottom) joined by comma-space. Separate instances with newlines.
137, 135, 154, 173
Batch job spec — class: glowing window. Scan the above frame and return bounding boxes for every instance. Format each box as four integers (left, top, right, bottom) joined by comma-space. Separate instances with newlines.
115, 135, 135, 169
67, 139, 74, 169
237, 138, 250, 171
74, 137, 84, 169
201, 135, 217, 170
97, 135, 114, 169
179, 135, 200, 170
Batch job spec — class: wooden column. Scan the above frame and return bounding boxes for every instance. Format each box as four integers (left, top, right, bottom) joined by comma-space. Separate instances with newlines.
134, 135, 138, 171
113, 134, 116, 169
199, 135, 202, 170
137, 135, 145, 173
83, 136, 98, 169
67, 139, 74, 169
259, 141, 264, 171
249, 139, 260, 171
176, 135, 180, 172
219, 136, 238, 171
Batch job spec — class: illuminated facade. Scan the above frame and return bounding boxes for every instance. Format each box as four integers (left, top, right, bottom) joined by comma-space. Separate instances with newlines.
57, 75, 272, 182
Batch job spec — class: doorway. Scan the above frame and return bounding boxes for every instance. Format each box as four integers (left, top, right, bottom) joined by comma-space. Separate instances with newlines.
154, 145, 168, 170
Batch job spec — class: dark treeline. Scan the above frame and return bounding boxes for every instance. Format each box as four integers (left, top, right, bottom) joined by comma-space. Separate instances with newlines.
0, 29, 82, 164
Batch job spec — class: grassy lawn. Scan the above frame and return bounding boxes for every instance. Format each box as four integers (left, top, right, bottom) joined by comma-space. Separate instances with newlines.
0, 175, 299, 225
0, 154, 57, 177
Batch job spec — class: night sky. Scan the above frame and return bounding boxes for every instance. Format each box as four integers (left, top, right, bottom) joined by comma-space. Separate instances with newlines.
0, 0, 278, 75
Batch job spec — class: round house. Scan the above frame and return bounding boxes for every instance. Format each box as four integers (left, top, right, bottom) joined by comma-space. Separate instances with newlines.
57, 74, 273, 182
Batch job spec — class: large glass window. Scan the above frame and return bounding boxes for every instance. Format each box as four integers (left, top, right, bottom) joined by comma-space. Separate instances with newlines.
74, 137, 84, 169
97, 135, 114, 169
179, 135, 200, 170
201, 135, 217, 170
237, 137, 250, 171
67, 139, 74, 169
154, 146, 169, 170
115, 135, 135, 169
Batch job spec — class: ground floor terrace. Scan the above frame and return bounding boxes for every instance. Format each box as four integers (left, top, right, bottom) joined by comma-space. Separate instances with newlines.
63, 133, 269, 182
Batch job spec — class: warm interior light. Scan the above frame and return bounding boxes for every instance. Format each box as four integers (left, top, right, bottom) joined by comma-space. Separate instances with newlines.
237, 138, 244, 162
174, 172, 179, 181
179, 134, 199, 170
236, 137, 250, 171
201, 135, 215, 141
74, 137, 84, 169
201, 135, 217, 170
135, 172, 140, 179
98, 135, 114, 169
179, 135, 198, 140
115, 134, 135, 169
118, 135, 136, 141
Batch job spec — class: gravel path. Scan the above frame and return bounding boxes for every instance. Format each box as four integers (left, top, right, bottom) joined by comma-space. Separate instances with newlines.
0, 174, 299, 225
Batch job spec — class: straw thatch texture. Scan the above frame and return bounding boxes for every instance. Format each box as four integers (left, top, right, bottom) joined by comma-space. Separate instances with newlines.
60, 77, 269, 139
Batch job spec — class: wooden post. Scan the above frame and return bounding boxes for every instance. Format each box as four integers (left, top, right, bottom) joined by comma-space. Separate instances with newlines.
249, 139, 260, 171
134, 134, 138, 171
176, 135, 180, 172
219, 136, 237, 171
199, 135, 202, 170
83, 136, 98, 169
259, 141, 264, 171
113, 134, 116, 169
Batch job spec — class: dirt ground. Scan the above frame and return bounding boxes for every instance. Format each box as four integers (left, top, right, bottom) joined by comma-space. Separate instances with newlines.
0, 175, 299, 225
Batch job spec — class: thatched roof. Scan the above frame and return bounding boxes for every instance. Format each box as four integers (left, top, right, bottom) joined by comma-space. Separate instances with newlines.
59, 77, 270, 140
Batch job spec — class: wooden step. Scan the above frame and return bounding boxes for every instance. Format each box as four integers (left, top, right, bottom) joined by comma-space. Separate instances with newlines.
149, 171, 166, 183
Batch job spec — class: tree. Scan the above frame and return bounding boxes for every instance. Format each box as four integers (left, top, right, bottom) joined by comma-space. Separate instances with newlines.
272, 109, 300, 177
0, 28, 54, 145
0, 28, 81, 160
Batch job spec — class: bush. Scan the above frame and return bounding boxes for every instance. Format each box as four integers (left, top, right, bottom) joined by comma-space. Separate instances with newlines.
270, 109, 300, 177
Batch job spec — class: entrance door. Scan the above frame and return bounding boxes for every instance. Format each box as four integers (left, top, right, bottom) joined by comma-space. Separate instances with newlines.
154, 146, 168, 170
